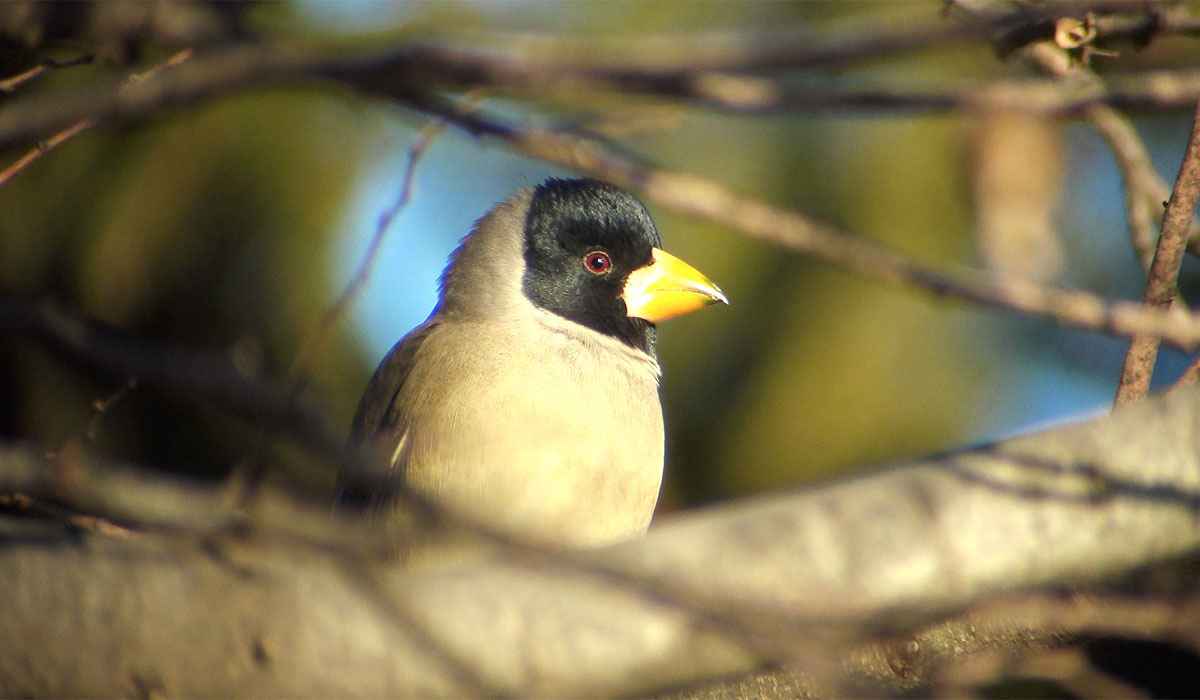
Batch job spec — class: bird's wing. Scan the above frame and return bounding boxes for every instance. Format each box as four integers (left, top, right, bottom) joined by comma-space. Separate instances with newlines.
340, 321, 437, 505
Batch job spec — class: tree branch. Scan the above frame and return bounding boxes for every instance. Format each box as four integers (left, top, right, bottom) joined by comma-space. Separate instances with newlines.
3, 35, 1200, 348
454, 1, 1173, 75
6, 22, 1200, 152
0, 55, 93, 94
4, 380, 1200, 696
0, 48, 191, 188
1115, 100, 1200, 405
397, 93, 1200, 350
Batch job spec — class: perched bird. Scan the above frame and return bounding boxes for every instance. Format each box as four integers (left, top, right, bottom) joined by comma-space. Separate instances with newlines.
345, 178, 726, 547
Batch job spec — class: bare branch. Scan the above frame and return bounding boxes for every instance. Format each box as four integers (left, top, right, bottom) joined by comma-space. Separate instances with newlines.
2, 35, 1199, 346
0, 48, 192, 188
397, 93, 1200, 350
0, 55, 93, 94
0, 118, 97, 188
1022, 43, 1163, 271
0, 294, 343, 468
333, 43, 1200, 116
4, 380, 1200, 696
423, 2, 1197, 75
287, 93, 483, 386
7, 8, 1200, 696
929, 588, 1200, 696
1115, 100, 1200, 405
9, 290, 1200, 694
5, 24, 1200, 153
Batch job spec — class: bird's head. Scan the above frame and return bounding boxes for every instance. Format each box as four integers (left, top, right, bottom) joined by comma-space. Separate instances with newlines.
520, 179, 727, 354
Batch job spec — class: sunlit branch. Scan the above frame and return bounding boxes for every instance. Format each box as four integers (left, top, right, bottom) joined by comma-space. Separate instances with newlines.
1115, 100, 1200, 406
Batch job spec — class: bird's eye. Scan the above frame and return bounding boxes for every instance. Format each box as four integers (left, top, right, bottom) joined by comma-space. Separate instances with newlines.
583, 251, 612, 274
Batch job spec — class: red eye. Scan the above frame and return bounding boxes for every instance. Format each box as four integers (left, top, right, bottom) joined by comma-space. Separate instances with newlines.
583, 251, 612, 274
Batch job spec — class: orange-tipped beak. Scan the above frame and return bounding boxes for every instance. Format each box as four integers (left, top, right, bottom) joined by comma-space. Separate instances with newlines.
623, 247, 728, 323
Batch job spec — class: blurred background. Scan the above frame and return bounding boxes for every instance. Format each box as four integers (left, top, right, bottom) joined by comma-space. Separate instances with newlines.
3, 0, 1200, 513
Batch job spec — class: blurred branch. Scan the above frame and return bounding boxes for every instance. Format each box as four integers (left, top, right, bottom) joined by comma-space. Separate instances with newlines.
0, 42, 317, 152
0, 117, 96, 188
6, 14, 1200, 152
0, 293, 344, 469
396, 92, 1200, 350
1022, 44, 1163, 272
0, 47, 191, 188
6, 289, 1200, 695
5, 381, 1200, 695
0, 22, 1198, 348
0, 54, 93, 93
391, 2, 1199, 80
448, 1, 1063, 73
0, 292, 786, 666
929, 589, 1200, 696
1115, 100, 1200, 406
330, 46, 1200, 116
1015, 35, 1200, 268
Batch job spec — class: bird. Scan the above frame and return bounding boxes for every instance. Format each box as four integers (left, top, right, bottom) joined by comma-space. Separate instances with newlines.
343, 178, 727, 548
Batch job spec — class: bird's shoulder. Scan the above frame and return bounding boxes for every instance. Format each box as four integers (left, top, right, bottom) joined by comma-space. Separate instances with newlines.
340, 320, 440, 506
349, 319, 438, 446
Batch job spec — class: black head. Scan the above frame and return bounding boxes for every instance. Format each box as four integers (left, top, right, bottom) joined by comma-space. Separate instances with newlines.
522, 179, 659, 356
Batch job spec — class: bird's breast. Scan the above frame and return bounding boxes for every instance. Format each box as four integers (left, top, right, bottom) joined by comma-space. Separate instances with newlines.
401, 319, 665, 547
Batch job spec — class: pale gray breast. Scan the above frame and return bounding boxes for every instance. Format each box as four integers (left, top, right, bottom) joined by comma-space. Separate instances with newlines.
396, 312, 665, 547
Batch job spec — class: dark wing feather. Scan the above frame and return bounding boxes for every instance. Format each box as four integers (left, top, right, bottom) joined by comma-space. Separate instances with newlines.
339, 321, 437, 506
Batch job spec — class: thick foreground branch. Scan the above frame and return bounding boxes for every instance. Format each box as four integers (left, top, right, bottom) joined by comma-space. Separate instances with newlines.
4, 386, 1200, 697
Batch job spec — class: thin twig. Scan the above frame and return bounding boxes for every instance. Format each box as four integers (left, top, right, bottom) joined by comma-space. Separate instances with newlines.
1114, 99, 1200, 406
223, 91, 468, 508
130, 48, 195, 82
401, 92, 1200, 350
4, 375, 139, 539
0, 490, 138, 538
0, 118, 97, 188
1020, 41, 1200, 269
0, 55, 93, 93
288, 90, 484, 386
960, 1, 1200, 259
228, 93, 479, 510
0, 48, 193, 189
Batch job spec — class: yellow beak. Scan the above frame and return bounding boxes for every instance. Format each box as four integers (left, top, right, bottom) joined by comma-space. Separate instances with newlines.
623, 247, 728, 323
